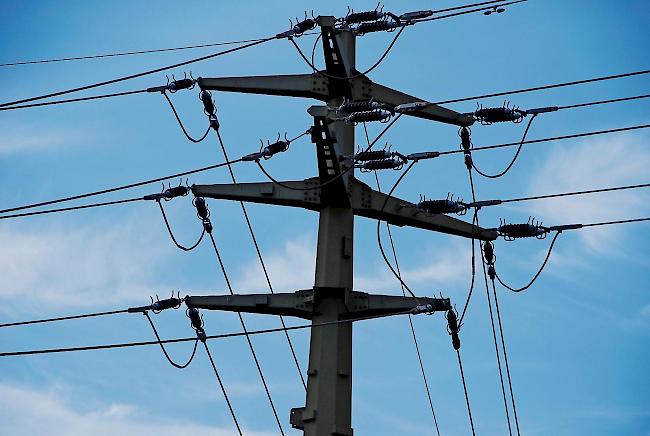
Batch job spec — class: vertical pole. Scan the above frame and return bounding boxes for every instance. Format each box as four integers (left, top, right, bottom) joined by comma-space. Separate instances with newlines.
299, 30, 356, 436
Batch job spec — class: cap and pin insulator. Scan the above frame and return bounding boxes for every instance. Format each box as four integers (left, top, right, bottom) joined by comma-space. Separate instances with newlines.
262, 140, 290, 158
460, 127, 471, 151
152, 297, 182, 311
357, 20, 400, 34
355, 150, 392, 162
345, 10, 385, 24
194, 197, 209, 220
483, 241, 495, 264
200, 91, 215, 116
447, 309, 461, 350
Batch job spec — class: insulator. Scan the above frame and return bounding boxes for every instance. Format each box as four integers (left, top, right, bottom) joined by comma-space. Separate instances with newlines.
152, 297, 182, 311
337, 100, 387, 115
359, 157, 404, 171
464, 154, 473, 170
292, 18, 316, 34
194, 197, 209, 220
169, 78, 194, 91
344, 109, 393, 124
187, 308, 203, 331
418, 199, 468, 215
355, 149, 392, 162
203, 219, 213, 234
262, 140, 290, 158
164, 185, 189, 199
474, 106, 525, 124
447, 309, 461, 350
483, 241, 495, 264
498, 222, 547, 240
357, 20, 400, 34
400, 10, 433, 21
460, 127, 471, 151
200, 91, 215, 115
345, 10, 385, 24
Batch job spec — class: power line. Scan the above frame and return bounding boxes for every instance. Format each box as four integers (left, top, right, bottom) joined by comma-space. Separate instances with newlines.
437, 123, 650, 156
0, 38, 274, 108
0, 309, 128, 328
0, 89, 149, 111
0, 310, 413, 357
557, 93, 650, 110
364, 124, 441, 435
416, 0, 527, 23
0, 158, 242, 215
0, 37, 273, 68
499, 183, 650, 204
213, 128, 307, 391
435, 69, 650, 105
0, 197, 142, 220
581, 217, 650, 227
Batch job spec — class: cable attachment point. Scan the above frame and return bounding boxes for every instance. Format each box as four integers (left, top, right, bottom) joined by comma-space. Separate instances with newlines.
193, 197, 213, 234
483, 241, 497, 280
459, 127, 473, 170
187, 307, 206, 342
399, 10, 433, 21
411, 303, 434, 315
277, 12, 316, 38
143, 182, 190, 201
147, 73, 196, 93
446, 308, 461, 350
484, 5, 506, 15
127, 292, 183, 313
406, 151, 440, 162
343, 109, 393, 125
199, 90, 219, 131
472, 101, 526, 125
394, 101, 429, 113
498, 217, 548, 241
417, 193, 468, 215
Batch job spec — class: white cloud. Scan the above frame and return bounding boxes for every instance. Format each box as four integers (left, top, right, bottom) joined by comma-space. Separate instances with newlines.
0, 383, 274, 436
524, 133, 650, 254
0, 122, 85, 155
234, 235, 470, 294
0, 219, 170, 312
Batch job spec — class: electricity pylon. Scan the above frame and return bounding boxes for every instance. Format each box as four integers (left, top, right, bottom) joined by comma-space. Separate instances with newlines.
185, 16, 496, 436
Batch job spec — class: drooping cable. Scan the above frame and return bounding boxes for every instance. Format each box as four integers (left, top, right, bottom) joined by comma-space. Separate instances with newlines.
256, 114, 403, 191
207, 228, 286, 435
289, 25, 406, 80
0, 158, 243, 215
494, 231, 561, 293
375, 161, 419, 298
162, 92, 211, 143
472, 114, 537, 178
0, 38, 274, 108
213, 129, 307, 392
201, 340, 244, 436
156, 200, 205, 251
143, 311, 198, 369
458, 168, 479, 326
364, 124, 441, 435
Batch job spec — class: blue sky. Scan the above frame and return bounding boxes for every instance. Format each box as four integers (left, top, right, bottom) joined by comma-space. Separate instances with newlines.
0, 1, 649, 435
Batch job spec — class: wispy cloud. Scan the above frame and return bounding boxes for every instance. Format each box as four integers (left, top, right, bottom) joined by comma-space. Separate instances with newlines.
524, 132, 650, 254
234, 234, 470, 294
0, 122, 85, 155
0, 218, 170, 313
0, 382, 275, 436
